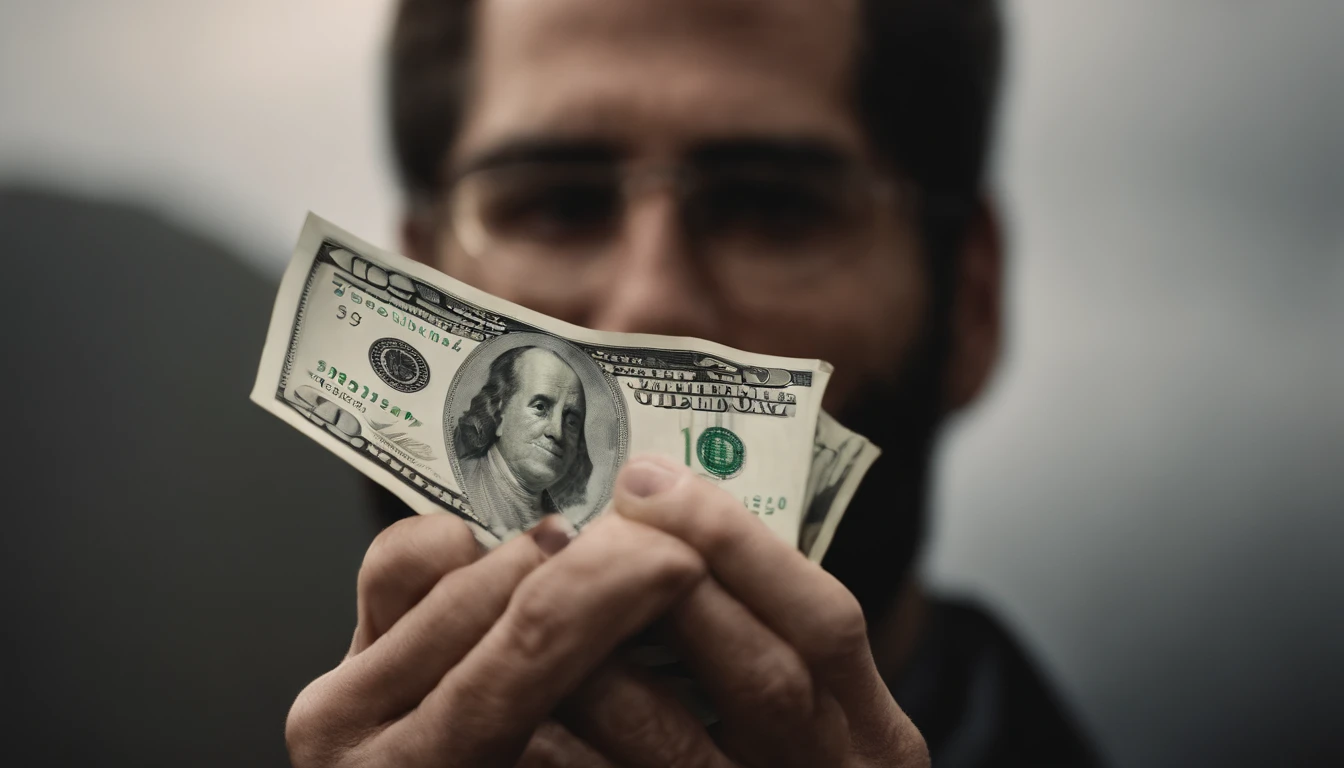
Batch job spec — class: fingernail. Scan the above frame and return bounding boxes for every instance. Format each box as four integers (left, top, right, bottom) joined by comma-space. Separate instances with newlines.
620, 458, 678, 499
529, 514, 577, 556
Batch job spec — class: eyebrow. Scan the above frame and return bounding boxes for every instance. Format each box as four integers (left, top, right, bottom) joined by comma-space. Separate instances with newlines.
454, 139, 623, 177
453, 136, 855, 178
687, 138, 854, 170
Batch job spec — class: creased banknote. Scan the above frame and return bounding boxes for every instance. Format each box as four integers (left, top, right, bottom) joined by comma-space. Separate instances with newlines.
252, 214, 871, 548
799, 411, 881, 563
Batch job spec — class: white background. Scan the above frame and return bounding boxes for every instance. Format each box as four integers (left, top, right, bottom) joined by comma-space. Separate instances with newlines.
3, 2, 1341, 765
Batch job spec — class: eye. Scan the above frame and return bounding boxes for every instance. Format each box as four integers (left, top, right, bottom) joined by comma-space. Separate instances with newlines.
530, 399, 549, 415
477, 170, 620, 247
692, 171, 852, 246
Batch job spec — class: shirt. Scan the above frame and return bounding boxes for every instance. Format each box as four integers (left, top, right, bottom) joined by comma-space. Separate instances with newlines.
894, 597, 1105, 767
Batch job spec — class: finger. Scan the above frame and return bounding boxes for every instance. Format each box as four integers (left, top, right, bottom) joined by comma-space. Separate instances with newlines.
351, 513, 481, 656
393, 514, 706, 765
558, 659, 734, 768
326, 515, 573, 725
517, 721, 620, 768
667, 578, 844, 767
613, 456, 873, 686
615, 457, 916, 753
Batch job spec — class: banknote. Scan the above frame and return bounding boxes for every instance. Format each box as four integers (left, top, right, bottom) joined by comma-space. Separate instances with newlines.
799, 411, 881, 563
252, 214, 840, 548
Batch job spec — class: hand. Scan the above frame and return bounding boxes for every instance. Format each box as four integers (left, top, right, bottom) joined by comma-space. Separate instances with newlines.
284, 508, 712, 767
579, 454, 930, 768
285, 455, 927, 767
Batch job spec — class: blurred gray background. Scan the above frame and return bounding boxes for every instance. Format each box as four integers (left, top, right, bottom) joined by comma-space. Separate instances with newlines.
2, 1, 1341, 766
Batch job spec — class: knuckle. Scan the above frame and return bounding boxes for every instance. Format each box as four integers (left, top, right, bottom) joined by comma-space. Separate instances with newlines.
355, 548, 405, 615
358, 516, 475, 601
885, 714, 931, 768
448, 516, 483, 554
808, 585, 871, 664
849, 695, 929, 767
503, 580, 568, 662
685, 483, 740, 552
360, 518, 419, 586
827, 590, 869, 648
284, 690, 319, 763
645, 537, 707, 593
285, 681, 354, 767
604, 516, 706, 593
698, 510, 738, 559
517, 724, 566, 768
733, 647, 816, 721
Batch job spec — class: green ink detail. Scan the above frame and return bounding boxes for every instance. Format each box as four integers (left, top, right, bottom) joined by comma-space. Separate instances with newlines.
681, 427, 691, 466
696, 427, 745, 478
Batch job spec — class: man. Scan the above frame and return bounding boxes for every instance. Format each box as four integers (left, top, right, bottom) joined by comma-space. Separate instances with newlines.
286, 0, 1103, 765
455, 345, 593, 531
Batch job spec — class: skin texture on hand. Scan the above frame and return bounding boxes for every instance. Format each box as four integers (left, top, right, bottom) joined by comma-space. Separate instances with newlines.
285, 456, 929, 767
609, 456, 930, 767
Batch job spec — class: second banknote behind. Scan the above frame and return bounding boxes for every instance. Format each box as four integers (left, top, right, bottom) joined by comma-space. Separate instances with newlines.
252, 214, 842, 548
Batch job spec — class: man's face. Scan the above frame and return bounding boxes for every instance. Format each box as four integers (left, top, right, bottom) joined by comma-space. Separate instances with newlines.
430, 0, 931, 414
496, 348, 586, 493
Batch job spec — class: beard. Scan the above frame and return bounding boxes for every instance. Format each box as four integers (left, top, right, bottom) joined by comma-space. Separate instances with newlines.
822, 272, 952, 626
822, 373, 941, 625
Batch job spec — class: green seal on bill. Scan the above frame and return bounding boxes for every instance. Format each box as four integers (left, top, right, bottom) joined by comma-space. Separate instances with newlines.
696, 426, 745, 478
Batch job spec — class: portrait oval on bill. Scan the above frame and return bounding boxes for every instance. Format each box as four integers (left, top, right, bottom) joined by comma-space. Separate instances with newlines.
445, 332, 628, 535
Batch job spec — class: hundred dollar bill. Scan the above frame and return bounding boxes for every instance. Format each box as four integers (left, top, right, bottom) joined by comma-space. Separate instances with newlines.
799, 411, 881, 563
252, 214, 834, 548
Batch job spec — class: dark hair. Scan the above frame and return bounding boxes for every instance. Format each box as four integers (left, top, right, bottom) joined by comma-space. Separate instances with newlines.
454, 346, 593, 507
387, 0, 1003, 235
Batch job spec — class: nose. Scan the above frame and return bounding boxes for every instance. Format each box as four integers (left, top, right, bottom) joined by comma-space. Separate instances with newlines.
587, 192, 721, 338
542, 408, 565, 443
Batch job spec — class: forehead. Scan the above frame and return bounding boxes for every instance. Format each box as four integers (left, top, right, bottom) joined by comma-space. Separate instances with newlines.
516, 350, 582, 396
456, 0, 864, 165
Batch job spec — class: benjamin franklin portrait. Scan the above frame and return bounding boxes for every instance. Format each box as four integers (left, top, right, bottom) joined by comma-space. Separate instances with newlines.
446, 333, 626, 534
